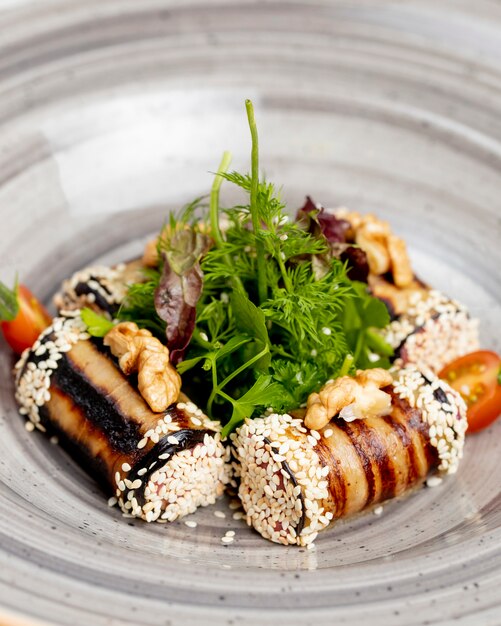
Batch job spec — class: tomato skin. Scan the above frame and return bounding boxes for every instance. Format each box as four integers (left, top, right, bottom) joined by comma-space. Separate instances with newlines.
466, 386, 501, 434
439, 351, 501, 434
0, 285, 52, 354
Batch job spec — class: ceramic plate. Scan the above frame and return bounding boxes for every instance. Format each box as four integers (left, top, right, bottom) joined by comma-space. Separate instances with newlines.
1, 1, 501, 624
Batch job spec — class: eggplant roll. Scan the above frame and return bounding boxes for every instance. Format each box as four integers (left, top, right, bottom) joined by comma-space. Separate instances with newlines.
378, 289, 479, 374
232, 366, 467, 546
15, 312, 229, 522
53, 260, 144, 316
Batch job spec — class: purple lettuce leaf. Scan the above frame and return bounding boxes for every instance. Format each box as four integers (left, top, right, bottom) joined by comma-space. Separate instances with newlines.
154, 229, 211, 364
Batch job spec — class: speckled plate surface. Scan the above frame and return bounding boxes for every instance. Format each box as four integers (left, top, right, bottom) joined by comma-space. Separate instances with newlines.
1, 1, 501, 624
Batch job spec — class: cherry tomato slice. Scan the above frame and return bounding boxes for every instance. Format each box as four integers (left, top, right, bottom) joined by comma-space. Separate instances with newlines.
1, 285, 52, 354
439, 351, 501, 434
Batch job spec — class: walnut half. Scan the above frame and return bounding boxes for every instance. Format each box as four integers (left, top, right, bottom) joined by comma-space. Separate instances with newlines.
304, 368, 393, 430
104, 322, 181, 412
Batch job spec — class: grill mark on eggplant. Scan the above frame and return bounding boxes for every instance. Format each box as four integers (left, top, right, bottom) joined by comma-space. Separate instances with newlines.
381, 414, 417, 489
315, 434, 346, 518
263, 436, 305, 536
129, 428, 210, 507
385, 388, 422, 486
356, 419, 397, 503
395, 392, 439, 470
52, 353, 141, 454
338, 421, 376, 507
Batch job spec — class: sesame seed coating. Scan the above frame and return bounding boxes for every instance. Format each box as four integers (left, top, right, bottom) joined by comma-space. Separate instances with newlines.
391, 365, 467, 474
232, 413, 328, 546
53, 265, 130, 313
380, 290, 479, 373
123, 439, 230, 523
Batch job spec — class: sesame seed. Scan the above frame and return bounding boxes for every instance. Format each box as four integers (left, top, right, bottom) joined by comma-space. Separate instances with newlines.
214, 511, 226, 519
122, 463, 131, 472
373, 505, 383, 516
426, 476, 443, 488
184, 520, 197, 528
221, 536, 234, 544
167, 436, 178, 445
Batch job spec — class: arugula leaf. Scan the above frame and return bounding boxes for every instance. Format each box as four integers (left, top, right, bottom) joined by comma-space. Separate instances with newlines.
0, 280, 18, 322
81, 308, 114, 337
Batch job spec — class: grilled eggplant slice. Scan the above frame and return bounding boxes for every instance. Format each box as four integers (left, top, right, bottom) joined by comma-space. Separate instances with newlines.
232, 366, 467, 546
15, 312, 229, 522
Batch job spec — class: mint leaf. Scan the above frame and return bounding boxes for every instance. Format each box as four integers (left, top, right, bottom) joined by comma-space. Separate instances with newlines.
81, 308, 114, 337
0, 280, 19, 322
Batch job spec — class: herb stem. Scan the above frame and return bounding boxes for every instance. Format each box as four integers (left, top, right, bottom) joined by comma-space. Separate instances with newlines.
339, 353, 354, 377
245, 99, 267, 304
207, 343, 270, 415
276, 250, 293, 292
210, 150, 232, 249
209, 151, 246, 295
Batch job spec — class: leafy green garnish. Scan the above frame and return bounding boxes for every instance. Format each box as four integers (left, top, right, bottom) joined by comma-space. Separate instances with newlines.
81, 308, 115, 337
498, 366, 501, 387
0, 279, 19, 322
221, 376, 287, 438
104, 99, 394, 434
341, 282, 392, 370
